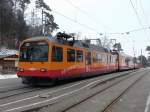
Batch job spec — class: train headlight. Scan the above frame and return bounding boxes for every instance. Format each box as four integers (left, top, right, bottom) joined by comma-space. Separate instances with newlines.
40, 68, 47, 72
18, 68, 24, 72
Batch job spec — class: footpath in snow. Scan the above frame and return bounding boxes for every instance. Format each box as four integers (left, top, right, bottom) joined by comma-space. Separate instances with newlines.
0, 73, 17, 80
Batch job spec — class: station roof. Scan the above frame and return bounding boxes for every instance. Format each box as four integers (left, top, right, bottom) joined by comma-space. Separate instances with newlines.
0, 49, 18, 59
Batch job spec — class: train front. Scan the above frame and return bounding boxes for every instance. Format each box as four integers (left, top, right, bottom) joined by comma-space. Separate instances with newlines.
17, 38, 53, 85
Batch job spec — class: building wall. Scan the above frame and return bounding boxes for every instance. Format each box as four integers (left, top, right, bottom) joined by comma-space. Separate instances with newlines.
0, 56, 18, 73
3, 60, 16, 71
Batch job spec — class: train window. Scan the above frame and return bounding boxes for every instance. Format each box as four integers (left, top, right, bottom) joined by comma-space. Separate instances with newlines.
93, 52, 102, 63
107, 55, 109, 64
103, 54, 107, 63
52, 46, 63, 62
102, 54, 105, 63
98, 54, 102, 63
20, 42, 48, 62
86, 52, 91, 65
93, 52, 98, 63
113, 56, 116, 63
76, 50, 83, 62
110, 56, 111, 63
67, 49, 75, 62
112, 56, 114, 63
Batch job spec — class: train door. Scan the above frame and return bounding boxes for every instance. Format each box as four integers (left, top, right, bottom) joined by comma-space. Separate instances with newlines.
107, 55, 110, 70
85, 51, 91, 72
116, 53, 120, 71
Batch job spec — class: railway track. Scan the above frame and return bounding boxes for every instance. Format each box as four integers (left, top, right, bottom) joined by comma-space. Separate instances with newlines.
102, 71, 147, 112
27, 69, 146, 112
0, 85, 30, 93
0, 69, 146, 112
60, 69, 145, 112
0, 86, 45, 100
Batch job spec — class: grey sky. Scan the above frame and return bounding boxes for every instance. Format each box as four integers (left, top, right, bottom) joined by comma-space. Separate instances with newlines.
43, 0, 150, 57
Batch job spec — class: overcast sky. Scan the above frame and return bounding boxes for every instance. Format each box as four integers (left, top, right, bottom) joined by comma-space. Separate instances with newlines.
43, 0, 150, 57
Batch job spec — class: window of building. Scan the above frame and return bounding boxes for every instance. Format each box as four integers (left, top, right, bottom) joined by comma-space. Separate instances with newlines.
76, 50, 83, 62
52, 46, 63, 62
67, 49, 75, 62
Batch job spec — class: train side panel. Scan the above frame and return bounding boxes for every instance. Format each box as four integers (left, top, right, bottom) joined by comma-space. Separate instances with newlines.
17, 37, 139, 85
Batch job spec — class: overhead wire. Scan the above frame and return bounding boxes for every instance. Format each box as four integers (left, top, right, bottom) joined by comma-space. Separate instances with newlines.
139, 0, 149, 25
138, 0, 150, 41
129, 0, 150, 42
50, 0, 101, 34
52, 10, 100, 34
129, 0, 143, 27
64, 0, 112, 31
65, 0, 150, 41
125, 26, 150, 34
50, 0, 150, 43
50, 0, 149, 56
52, 10, 147, 56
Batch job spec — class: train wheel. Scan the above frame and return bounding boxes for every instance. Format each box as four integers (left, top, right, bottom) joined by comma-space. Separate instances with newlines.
21, 77, 58, 86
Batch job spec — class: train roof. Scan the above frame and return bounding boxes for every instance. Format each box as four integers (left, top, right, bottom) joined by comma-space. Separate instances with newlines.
23, 36, 49, 42
114, 51, 133, 58
22, 36, 114, 54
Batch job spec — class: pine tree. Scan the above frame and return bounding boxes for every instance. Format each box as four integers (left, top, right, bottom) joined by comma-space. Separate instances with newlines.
35, 0, 59, 35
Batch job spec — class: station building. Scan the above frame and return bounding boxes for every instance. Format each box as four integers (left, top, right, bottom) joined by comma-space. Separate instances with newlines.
0, 50, 18, 74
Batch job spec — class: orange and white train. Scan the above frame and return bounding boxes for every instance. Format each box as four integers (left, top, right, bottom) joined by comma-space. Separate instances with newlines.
17, 32, 140, 85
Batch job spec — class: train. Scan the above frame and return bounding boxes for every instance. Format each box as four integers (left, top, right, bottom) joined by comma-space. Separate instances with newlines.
17, 32, 140, 85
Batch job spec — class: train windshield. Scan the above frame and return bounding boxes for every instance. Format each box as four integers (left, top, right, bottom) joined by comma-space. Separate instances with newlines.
19, 41, 48, 62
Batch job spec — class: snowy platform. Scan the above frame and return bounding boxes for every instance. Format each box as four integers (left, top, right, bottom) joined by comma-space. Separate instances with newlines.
0, 74, 17, 79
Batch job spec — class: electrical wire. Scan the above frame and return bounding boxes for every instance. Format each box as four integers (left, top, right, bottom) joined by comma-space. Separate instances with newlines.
52, 10, 100, 34
129, 0, 150, 42
139, 0, 149, 25
136, 0, 150, 38
125, 26, 150, 34
129, 0, 143, 27
50, 0, 150, 43
64, 0, 112, 30
64, 0, 150, 36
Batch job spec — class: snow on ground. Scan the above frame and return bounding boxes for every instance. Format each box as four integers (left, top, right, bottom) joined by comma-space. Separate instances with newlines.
0, 74, 17, 80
